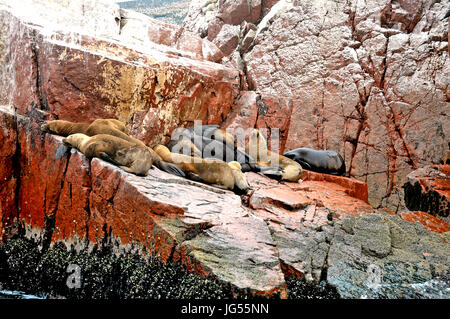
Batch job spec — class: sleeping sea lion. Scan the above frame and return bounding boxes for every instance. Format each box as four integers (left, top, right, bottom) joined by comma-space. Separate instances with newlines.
153, 145, 249, 192
246, 129, 303, 182
283, 148, 346, 176
41, 119, 184, 177
63, 133, 152, 176
168, 125, 281, 174
180, 124, 236, 147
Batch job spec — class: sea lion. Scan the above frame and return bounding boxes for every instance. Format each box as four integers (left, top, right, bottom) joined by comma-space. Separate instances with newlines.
153, 145, 249, 192
246, 129, 303, 182
63, 133, 152, 176
180, 124, 236, 147
41, 119, 184, 177
283, 148, 346, 176
192, 135, 255, 172
228, 161, 250, 192
166, 137, 203, 158
168, 125, 281, 174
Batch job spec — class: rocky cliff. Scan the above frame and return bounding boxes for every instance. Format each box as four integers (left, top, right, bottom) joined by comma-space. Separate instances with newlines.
184, 0, 450, 211
0, 0, 449, 299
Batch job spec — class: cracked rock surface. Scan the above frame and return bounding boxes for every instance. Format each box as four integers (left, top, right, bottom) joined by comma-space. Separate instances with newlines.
184, 0, 450, 212
2, 110, 449, 298
0, 0, 449, 299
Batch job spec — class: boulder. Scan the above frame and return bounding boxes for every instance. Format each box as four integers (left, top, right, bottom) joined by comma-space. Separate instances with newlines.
0, 0, 241, 148
0, 0, 449, 299
184, 0, 450, 213
1, 105, 450, 298
403, 165, 449, 222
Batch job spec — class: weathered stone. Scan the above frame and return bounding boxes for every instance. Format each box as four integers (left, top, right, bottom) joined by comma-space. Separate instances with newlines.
403, 165, 450, 221
328, 211, 450, 299
16, 117, 70, 235
213, 24, 240, 56
53, 149, 91, 242
1, 0, 449, 299
218, 0, 251, 25
0, 2, 241, 148
221, 91, 258, 148
399, 211, 450, 235
301, 170, 369, 203
0, 108, 18, 241
353, 214, 392, 258
240, 28, 256, 53
185, 0, 450, 212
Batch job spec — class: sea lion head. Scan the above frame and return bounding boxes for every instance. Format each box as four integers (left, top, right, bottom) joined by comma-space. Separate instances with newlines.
153, 144, 170, 157
228, 161, 242, 170
246, 129, 268, 161
211, 128, 236, 147
41, 120, 65, 133
280, 163, 303, 182
62, 133, 89, 149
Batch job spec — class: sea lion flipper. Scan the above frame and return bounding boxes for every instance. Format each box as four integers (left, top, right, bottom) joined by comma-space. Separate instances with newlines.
154, 158, 185, 177
99, 152, 121, 166
297, 160, 311, 170
163, 162, 186, 177
256, 165, 284, 172
150, 148, 186, 177
185, 171, 205, 183
120, 166, 134, 174
260, 170, 283, 181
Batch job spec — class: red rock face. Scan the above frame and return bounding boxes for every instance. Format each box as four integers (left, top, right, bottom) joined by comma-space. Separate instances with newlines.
0, 109, 18, 241
16, 118, 70, 233
221, 92, 293, 153
184, 0, 450, 212
399, 211, 450, 234
1, 0, 449, 298
1, 11, 241, 148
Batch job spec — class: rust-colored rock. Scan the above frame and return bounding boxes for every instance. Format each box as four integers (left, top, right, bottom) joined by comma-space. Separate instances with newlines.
0, 6, 241, 148
16, 118, 70, 233
221, 91, 258, 149
399, 211, 450, 234
1, 0, 450, 299
301, 170, 369, 204
403, 165, 450, 222
184, 0, 450, 213
246, 171, 374, 220
53, 150, 91, 242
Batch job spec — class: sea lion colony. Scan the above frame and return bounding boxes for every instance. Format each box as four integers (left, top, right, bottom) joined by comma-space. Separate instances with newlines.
41, 118, 346, 192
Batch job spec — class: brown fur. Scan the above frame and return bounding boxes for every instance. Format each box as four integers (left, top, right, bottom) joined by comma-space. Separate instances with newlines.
154, 145, 249, 191
245, 129, 302, 182
41, 119, 184, 176
63, 133, 152, 176
41, 119, 128, 136
228, 161, 250, 191
166, 138, 203, 158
